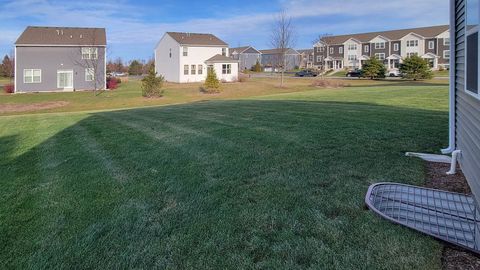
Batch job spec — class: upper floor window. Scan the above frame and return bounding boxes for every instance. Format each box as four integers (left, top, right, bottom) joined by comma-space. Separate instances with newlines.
24, 69, 41, 83
82, 47, 98, 59
183, 47, 188, 57
329, 47, 334, 54
348, 55, 357, 61
364, 45, 369, 53
222, 64, 231, 74
406, 40, 419, 47
222, 48, 227, 56
375, 53, 385, 60
428, 41, 435, 50
317, 46, 324, 53
317, 55, 323, 62
444, 38, 450, 46
85, 68, 94, 81
348, 44, 357, 50
466, 0, 479, 96
393, 43, 399, 51
443, 50, 450, 59
339, 47, 343, 54
374, 42, 385, 49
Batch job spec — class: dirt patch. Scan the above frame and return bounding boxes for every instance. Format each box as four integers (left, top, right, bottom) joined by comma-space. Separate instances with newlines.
0, 101, 69, 113
424, 162, 480, 269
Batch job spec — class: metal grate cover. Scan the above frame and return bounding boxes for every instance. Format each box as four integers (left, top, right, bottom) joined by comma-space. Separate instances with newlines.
366, 183, 480, 254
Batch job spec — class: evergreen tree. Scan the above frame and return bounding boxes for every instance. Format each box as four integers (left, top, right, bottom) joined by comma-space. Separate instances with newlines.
141, 68, 164, 97
361, 57, 386, 79
128, 60, 144, 76
203, 67, 220, 93
252, 60, 262, 72
1, 55, 14, 78
400, 55, 433, 80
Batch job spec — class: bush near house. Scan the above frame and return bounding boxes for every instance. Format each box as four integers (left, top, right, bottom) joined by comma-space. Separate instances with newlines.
400, 55, 434, 80
107, 77, 118, 90
201, 68, 221, 94
141, 69, 164, 97
3, 83, 14, 93
251, 60, 262, 72
361, 57, 386, 79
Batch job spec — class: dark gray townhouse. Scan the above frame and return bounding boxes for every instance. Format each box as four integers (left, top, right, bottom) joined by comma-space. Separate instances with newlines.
230, 46, 262, 71
15, 26, 107, 93
314, 25, 450, 73
259, 48, 301, 71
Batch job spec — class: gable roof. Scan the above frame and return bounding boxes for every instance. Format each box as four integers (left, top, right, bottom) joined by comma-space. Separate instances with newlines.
15, 26, 106, 46
319, 25, 449, 45
167, 32, 228, 46
297, 49, 313, 54
205, 54, 239, 63
259, 48, 299, 55
230, 46, 250, 54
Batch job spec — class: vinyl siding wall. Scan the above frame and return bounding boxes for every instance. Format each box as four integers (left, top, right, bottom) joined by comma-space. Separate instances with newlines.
454, 0, 480, 201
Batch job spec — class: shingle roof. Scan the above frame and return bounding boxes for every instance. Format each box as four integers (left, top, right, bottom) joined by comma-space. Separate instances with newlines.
205, 54, 238, 63
259, 48, 299, 55
230, 46, 250, 54
320, 25, 449, 45
297, 49, 313, 54
15, 26, 106, 46
167, 32, 228, 46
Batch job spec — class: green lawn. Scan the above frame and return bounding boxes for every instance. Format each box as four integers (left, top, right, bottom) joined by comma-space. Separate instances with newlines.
0, 82, 448, 268
0, 76, 12, 85
328, 70, 347, 77
433, 69, 450, 77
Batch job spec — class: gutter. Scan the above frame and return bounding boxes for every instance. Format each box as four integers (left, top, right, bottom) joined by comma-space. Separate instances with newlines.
442, 0, 457, 154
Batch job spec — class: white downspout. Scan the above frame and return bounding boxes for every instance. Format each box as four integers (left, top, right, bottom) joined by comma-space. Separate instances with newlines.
442, 0, 457, 155
447, 150, 461, 175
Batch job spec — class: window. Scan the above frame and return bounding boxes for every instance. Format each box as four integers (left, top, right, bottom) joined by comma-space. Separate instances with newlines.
339, 47, 343, 54
85, 68, 94, 81
24, 69, 41, 83
407, 52, 418, 58
222, 48, 227, 56
394, 43, 399, 51
317, 55, 323, 62
348, 44, 357, 50
184, 65, 189, 75
191, 65, 196, 75
222, 64, 231, 74
317, 46, 324, 53
169, 48, 172, 58
466, 0, 479, 95
81, 47, 98, 59
375, 53, 385, 60
444, 38, 450, 46
374, 42, 385, 49
407, 40, 419, 47
428, 41, 435, 50
443, 50, 450, 59
183, 47, 188, 57
364, 45, 369, 53
198, 65, 203, 75
348, 55, 357, 61
329, 47, 334, 54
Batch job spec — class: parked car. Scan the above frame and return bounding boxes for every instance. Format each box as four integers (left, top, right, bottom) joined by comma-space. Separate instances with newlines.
387, 70, 401, 77
346, 70, 362, 78
295, 70, 318, 77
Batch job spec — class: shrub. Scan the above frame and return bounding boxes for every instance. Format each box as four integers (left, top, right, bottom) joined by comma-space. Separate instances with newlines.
311, 79, 349, 88
141, 68, 164, 97
251, 60, 262, 72
3, 83, 14, 93
361, 57, 386, 79
201, 68, 221, 93
400, 55, 433, 80
116, 77, 122, 84
238, 73, 249, 82
438, 66, 445, 72
107, 77, 118, 90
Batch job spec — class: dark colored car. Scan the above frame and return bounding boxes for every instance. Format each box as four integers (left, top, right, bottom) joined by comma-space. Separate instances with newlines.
346, 70, 362, 78
295, 70, 318, 77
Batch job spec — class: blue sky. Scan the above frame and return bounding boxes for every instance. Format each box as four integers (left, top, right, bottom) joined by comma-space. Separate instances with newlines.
0, 0, 449, 61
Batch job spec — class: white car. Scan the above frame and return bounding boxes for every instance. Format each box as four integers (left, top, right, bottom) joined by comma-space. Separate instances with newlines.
387, 69, 401, 77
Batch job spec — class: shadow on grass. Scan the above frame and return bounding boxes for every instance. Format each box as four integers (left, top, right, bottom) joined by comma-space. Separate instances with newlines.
0, 99, 448, 269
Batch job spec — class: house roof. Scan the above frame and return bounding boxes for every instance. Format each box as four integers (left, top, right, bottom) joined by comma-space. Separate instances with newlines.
259, 48, 299, 55
15, 26, 106, 46
167, 32, 228, 46
230, 46, 250, 54
297, 49, 313, 55
205, 54, 239, 63
319, 25, 449, 45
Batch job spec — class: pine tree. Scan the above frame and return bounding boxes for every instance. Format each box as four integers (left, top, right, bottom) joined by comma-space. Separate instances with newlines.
361, 57, 386, 79
203, 67, 221, 93
252, 60, 262, 72
141, 68, 164, 97
400, 55, 433, 80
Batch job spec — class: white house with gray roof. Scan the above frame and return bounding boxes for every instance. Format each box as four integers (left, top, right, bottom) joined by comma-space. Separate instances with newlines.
154, 32, 239, 83
14, 26, 107, 93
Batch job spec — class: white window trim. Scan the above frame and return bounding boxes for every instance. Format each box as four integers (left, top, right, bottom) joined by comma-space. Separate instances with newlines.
375, 53, 385, 60
364, 45, 369, 53
81, 47, 98, 60
183, 47, 188, 57
428, 41, 435, 50
198, 65, 203, 75
23, 69, 42, 84
191, 65, 196, 75
374, 42, 385, 49
393, 43, 399, 51
184, 65, 189, 75
444, 38, 451, 46
317, 55, 322, 62
329, 47, 334, 54
85, 68, 94, 81
339, 47, 343, 54
465, 0, 480, 99
443, 50, 450, 59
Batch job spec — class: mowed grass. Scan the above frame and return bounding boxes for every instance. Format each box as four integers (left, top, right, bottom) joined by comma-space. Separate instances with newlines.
0, 82, 448, 269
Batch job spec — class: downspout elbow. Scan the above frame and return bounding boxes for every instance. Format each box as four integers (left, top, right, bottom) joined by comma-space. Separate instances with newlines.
446, 150, 462, 175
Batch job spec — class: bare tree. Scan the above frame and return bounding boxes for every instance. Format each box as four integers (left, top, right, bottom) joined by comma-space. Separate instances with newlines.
270, 11, 295, 87
73, 29, 105, 95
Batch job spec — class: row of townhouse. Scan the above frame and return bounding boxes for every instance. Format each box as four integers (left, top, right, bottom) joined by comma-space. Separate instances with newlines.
313, 25, 451, 73
230, 47, 307, 71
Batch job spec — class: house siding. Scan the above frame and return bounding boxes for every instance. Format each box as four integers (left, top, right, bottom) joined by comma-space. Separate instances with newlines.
391, 41, 401, 56
362, 43, 371, 57
438, 38, 450, 65
313, 46, 327, 67
15, 46, 106, 92
238, 53, 261, 70
454, 0, 480, 201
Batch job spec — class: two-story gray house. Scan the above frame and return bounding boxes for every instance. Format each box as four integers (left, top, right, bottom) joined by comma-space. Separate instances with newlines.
230, 46, 262, 71
260, 48, 301, 71
15, 26, 107, 93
